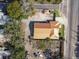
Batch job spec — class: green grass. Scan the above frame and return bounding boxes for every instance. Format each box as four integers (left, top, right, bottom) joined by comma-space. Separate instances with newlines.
39, 40, 46, 50
59, 25, 64, 38
50, 9, 60, 17
54, 9, 60, 17
20, 15, 28, 19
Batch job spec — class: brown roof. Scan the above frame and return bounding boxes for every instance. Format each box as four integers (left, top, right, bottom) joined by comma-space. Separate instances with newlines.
34, 21, 60, 28
34, 23, 50, 28
50, 21, 60, 28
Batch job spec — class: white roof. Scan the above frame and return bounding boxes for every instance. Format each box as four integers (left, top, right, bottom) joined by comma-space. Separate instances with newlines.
0, 34, 6, 43
0, 12, 9, 25
0, 34, 4, 38
0, 55, 2, 59
0, 12, 4, 17
0, 51, 10, 56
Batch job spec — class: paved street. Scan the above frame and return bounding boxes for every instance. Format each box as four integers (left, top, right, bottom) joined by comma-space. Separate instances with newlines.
60, 0, 79, 59
22, 0, 59, 9
67, 0, 79, 59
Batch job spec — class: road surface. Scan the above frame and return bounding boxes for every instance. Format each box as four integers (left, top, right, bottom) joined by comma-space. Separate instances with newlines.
67, 0, 79, 59
22, 0, 59, 10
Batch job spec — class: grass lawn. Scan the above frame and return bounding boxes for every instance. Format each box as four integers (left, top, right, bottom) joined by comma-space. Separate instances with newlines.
54, 9, 60, 17
38, 40, 46, 50
38, 39, 55, 50
59, 25, 64, 38
50, 9, 60, 17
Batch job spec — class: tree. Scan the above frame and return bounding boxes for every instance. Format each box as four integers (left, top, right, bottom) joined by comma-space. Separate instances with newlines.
4, 19, 25, 59
5, 1, 26, 59
24, 3, 36, 17
47, 0, 51, 3
7, 0, 22, 20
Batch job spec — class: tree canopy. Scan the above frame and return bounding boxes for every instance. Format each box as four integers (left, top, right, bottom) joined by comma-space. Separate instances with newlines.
7, 0, 22, 20
5, 1, 26, 59
4, 19, 25, 59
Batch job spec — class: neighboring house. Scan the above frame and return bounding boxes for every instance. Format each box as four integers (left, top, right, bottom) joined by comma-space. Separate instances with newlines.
0, 10, 5, 46
33, 20, 61, 39
0, 10, 9, 46
0, 0, 14, 46
0, 0, 12, 3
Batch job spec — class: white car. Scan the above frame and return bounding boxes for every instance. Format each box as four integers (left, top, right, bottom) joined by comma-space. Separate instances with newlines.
37, 51, 44, 57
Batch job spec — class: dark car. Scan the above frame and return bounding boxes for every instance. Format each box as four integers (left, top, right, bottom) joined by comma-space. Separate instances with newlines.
75, 46, 79, 57
4, 48, 10, 51
3, 55, 10, 59
33, 52, 38, 57
0, 0, 13, 3
43, 49, 53, 59
75, 43, 79, 46
0, 3, 5, 9
0, 3, 7, 15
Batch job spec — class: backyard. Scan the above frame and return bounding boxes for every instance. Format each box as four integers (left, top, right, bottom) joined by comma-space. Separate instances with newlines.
32, 39, 60, 51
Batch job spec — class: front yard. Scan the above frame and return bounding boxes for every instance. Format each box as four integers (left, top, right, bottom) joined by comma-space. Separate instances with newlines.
59, 25, 64, 38
50, 9, 60, 17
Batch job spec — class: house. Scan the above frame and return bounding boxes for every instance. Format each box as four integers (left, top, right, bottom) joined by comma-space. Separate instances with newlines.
0, 0, 12, 3
33, 20, 61, 39
0, 9, 9, 46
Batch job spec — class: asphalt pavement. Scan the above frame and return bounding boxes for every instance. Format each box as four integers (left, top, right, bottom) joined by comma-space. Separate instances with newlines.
66, 0, 79, 59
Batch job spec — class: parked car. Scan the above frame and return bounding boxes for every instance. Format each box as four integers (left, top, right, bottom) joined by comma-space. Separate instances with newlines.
33, 52, 38, 57
43, 49, 53, 59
